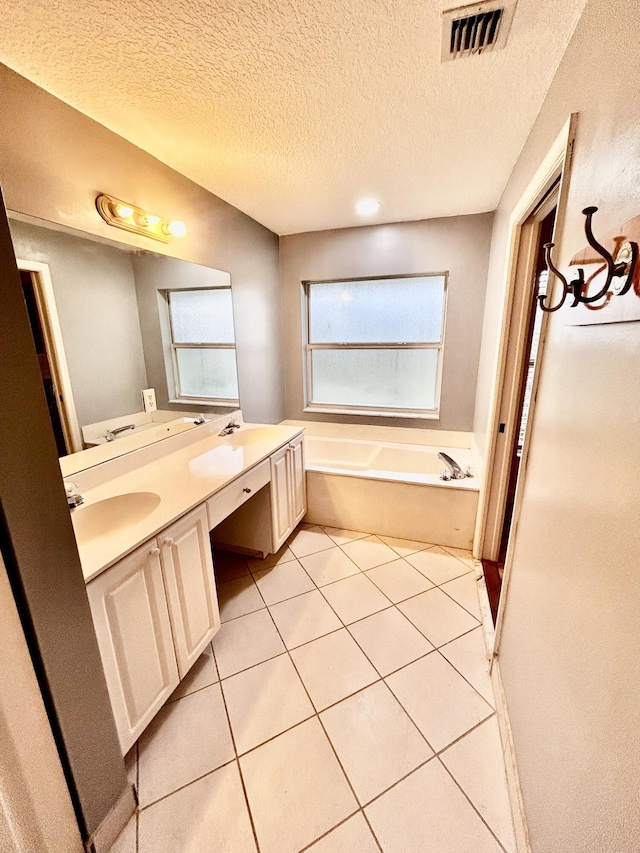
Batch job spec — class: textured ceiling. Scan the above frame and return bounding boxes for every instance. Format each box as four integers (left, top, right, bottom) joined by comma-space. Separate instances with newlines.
0, 0, 586, 234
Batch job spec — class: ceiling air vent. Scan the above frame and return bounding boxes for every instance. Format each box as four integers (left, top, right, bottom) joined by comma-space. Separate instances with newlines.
441, 1, 516, 62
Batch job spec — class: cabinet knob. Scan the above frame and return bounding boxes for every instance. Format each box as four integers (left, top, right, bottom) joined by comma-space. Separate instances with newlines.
243, 487, 251, 494
163, 537, 174, 546
149, 546, 160, 556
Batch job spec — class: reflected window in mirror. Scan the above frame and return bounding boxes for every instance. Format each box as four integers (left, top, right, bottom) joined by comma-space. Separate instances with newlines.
166, 288, 239, 405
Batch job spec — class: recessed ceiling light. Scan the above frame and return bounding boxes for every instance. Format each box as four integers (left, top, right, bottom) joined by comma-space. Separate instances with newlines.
356, 198, 381, 216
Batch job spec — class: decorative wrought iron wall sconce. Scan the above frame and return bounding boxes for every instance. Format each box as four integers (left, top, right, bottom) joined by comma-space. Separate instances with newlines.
539, 206, 638, 312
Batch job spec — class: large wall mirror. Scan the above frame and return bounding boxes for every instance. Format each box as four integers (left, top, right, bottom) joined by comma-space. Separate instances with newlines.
9, 214, 240, 474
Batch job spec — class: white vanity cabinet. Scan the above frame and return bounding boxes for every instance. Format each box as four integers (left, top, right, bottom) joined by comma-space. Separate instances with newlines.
160, 505, 220, 678
85, 427, 304, 754
271, 433, 306, 551
86, 541, 180, 754
87, 504, 220, 753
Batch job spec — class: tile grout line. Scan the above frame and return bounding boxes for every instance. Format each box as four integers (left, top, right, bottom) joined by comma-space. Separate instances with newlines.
214, 567, 491, 711
212, 536, 498, 843
356, 753, 438, 810
179, 640, 492, 768
212, 673, 263, 853
260, 551, 496, 850
137, 536, 490, 848
295, 809, 367, 852
214, 619, 491, 724
436, 754, 510, 853
252, 572, 386, 853
217, 540, 479, 628
134, 742, 139, 853
435, 712, 498, 757
136, 756, 238, 813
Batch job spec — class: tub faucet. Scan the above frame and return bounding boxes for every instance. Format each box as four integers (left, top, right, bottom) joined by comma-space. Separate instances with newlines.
438, 452, 467, 481
105, 424, 135, 442
219, 418, 241, 436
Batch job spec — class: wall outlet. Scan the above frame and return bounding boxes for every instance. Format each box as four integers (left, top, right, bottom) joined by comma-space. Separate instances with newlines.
142, 388, 157, 412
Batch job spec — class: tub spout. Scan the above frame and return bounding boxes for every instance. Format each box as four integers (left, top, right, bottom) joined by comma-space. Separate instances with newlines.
438, 452, 467, 480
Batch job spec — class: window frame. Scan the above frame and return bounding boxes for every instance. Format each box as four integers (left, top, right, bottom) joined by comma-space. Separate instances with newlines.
303, 272, 448, 419
166, 286, 239, 405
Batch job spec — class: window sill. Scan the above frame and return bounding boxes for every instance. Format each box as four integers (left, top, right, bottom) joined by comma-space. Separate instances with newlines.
303, 406, 439, 420
169, 398, 239, 408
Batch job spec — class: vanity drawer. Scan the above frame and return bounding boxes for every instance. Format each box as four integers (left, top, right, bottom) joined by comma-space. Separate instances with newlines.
207, 459, 271, 530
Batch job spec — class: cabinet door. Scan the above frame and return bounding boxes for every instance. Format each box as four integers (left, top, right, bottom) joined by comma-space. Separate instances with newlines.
288, 435, 307, 526
160, 505, 220, 678
270, 444, 293, 551
86, 542, 179, 754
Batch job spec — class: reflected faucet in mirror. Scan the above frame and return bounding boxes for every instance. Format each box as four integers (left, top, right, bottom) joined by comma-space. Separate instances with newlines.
105, 423, 135, 442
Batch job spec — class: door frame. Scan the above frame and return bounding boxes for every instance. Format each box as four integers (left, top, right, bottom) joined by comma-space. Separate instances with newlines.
16, 259, 83, 453
473, 115, 577, 651
481, 192, 559, 564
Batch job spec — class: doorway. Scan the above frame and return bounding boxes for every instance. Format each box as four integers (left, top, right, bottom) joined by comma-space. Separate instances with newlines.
16, 261, 82, 454
20, 270, 68, 455
483, 206, 556, 620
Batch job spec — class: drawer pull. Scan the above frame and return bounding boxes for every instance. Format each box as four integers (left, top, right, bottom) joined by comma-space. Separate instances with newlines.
163, 537, 174, 547
243, 487, 252, 494
149, 546, 160, 556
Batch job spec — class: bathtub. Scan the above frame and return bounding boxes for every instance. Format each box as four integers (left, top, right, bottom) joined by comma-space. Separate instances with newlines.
303, 435, 479, 549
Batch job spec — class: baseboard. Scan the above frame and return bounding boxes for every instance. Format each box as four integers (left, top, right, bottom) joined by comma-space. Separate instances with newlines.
85, 783, 136, 853
473, 561, 530, 852
490, 660, 532, 853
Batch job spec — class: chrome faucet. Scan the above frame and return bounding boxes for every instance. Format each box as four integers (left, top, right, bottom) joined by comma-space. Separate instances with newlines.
104, 423, 135, 442
64, 480, 84, 508
438, 452, 468, 481
219, 418, 241, 436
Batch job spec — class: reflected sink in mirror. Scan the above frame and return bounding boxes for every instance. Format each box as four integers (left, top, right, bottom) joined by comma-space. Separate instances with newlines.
72, 492, 161, 541
224, 426, 283, 447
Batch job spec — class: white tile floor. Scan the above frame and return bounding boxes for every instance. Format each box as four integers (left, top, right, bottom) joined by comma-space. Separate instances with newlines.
114, 524, 517, 853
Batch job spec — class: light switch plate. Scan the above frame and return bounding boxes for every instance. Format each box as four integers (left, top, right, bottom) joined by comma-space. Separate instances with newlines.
142, 388, 157, 412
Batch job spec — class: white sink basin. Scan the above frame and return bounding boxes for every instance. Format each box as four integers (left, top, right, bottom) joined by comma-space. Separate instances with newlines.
225, 426, 283, 447
72, 492, 161, 541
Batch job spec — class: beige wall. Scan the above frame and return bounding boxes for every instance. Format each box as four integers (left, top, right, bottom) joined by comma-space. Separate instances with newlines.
280, 214, 493, 431
0, 64, 285, 424
475, 0, 640, 849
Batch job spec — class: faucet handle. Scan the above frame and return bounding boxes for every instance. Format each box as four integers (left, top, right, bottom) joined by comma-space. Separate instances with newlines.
64, 480, 84, 508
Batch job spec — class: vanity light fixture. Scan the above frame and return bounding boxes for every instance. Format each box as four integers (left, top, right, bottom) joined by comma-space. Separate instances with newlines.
96, 194, 187, 243
355, 198, 381, 216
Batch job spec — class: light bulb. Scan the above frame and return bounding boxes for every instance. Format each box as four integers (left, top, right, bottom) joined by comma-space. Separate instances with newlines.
167, 220, 187, 238
355, 198, 381, 216
144, 214, 161, 226
114, 203, 134, 219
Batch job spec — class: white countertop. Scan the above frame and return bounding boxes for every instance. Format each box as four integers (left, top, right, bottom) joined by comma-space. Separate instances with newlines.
74, 422, 303, 583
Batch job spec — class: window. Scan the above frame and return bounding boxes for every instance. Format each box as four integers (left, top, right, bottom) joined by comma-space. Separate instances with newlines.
167, 288, 239, 403
304, 274, 447, 416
